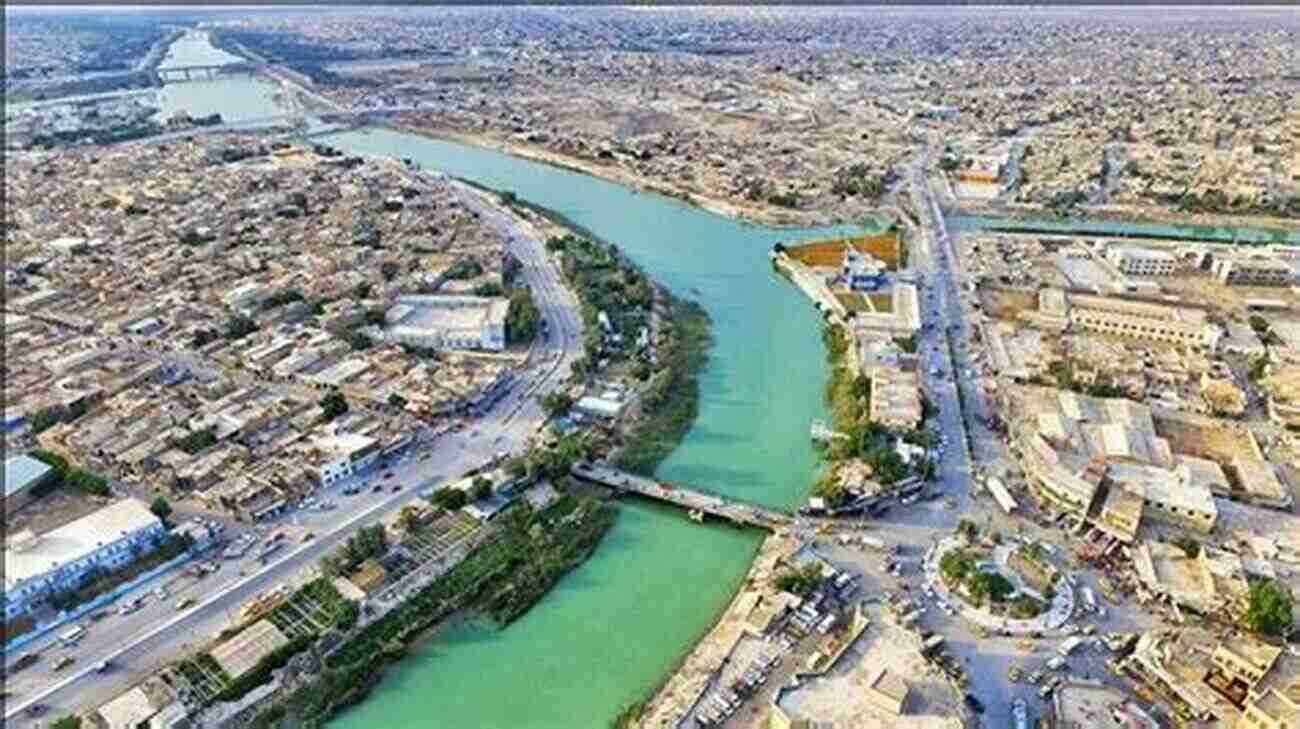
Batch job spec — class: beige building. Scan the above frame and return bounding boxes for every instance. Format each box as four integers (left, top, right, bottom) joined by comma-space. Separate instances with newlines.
1213, 637, 1283, 689
1238, 689, 1300, 729
1021, 288, 1222, 349
869, 365, 923, 431
1107, 246, 1180, 276
1213, 257, 1295, 287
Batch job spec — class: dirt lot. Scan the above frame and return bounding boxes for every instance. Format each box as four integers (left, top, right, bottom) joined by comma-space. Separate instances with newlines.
787, 231, 903, 270
978, 286, 1039, 321
1152, 411, 1262, 463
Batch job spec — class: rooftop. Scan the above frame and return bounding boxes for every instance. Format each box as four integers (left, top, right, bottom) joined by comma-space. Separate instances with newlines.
4, 453, 53, 497
5, 498, 162, 588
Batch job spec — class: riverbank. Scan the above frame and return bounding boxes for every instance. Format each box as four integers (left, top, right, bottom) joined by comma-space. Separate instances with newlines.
243, 494, 617, 729
631, 531, 796, 729
391, 123, 892, 230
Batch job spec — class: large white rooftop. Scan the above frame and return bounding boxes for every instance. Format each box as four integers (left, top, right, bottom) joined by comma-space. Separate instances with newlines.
5, 498, 162, 588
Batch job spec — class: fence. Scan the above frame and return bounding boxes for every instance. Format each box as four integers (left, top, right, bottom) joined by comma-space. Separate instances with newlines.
5, 548, 197, 653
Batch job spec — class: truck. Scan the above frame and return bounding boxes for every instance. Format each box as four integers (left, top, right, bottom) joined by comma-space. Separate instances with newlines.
861, 536, 888, 552
1058, 636, 1085, 657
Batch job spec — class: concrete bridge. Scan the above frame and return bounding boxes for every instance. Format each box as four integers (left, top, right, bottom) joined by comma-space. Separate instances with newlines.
155, 63, 261, 83
571, 463, 793, 530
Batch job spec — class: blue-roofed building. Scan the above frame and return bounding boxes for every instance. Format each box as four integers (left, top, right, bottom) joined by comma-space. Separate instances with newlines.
4, 454, 56, 516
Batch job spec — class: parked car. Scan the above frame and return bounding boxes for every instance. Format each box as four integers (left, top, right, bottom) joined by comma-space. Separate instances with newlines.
963, 694, 984, 714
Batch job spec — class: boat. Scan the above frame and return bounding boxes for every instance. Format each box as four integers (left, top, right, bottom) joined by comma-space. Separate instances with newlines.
689, 509, 705, 523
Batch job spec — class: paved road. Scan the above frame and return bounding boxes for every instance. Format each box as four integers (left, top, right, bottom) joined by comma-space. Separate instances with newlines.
4, 186, 582, 725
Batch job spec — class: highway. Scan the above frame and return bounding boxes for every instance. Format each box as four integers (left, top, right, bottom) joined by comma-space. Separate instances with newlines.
3, 181, 582, 725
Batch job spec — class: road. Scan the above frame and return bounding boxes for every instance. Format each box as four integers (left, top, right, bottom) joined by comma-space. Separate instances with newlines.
3, 183, 582, 725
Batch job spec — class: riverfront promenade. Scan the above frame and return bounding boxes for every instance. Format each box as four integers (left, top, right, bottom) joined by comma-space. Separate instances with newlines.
571, 463, 794, 530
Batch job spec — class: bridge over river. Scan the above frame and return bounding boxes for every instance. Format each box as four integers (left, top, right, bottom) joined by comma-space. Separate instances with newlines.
571, 463, 793, 530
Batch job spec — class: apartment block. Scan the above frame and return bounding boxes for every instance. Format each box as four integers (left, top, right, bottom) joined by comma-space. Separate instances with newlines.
1107, 246, 1180, 276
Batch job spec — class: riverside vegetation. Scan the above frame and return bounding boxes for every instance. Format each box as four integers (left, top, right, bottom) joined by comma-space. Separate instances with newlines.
244, 494, 616, 729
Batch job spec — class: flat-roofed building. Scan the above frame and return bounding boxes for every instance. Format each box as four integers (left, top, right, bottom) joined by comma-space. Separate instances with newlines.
3, 454, 56, 516
1096, 487, 1143, 543
303, 432, 380, 486
385, 295, 509, 352
869, 366, 923, 431
3, 498, 167, 620
1107, 246, 1179, 276
864, 667, 909, 715
1238, 689, 1300, 729
1214, 257, 1295, 287
1108, 462, 1218, 534
1230, 457, 1293, 510
1212, 636, 1283, 689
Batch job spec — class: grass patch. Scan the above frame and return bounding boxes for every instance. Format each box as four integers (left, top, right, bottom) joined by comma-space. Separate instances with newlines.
868, 292, 893, 313
835, 292, 872, 313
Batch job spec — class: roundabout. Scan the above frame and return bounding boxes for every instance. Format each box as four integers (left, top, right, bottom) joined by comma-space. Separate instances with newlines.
924, 535, 1076, 635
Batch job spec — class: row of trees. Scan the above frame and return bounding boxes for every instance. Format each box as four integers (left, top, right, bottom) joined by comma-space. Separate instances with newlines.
30, 449, 111, 497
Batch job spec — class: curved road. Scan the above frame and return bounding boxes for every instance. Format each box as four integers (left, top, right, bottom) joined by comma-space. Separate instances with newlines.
4, 181, 582, 726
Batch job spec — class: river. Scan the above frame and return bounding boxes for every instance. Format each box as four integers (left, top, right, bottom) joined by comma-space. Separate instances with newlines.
317, 129, 854, 729
148, 32, 1300, 729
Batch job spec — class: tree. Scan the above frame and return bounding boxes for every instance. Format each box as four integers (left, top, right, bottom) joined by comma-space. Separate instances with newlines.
940, 549, 975, 585
387, 393, 408, 410
506, 288, 541, 344
956, 519, 978, 542
380, 261, 400, 281
50, 716, 82, 729
320, 392, 349, 422
1246, 578, 1294, 636
346, 331, 373, 352
396, 505, 421, 533
966, 571, 1015, 604
432, 488, 468, 511
540, 392, 574, 417
150, 497, 173, 522
774, 563, 824, 596
472, 477, 494, 501
353, 281, 373, 299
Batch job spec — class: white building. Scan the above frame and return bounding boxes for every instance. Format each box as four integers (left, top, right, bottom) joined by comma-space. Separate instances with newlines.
223, 281, 269, 311
305, 432, 380, 486
1107, 247, 1179, 276
3, 499, 167, 620
385, 295, 509, 352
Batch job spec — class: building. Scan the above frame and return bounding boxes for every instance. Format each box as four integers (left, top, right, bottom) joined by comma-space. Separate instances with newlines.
1214, 257, 1295, 287
303, 432, 380, 486
843, 249, 887, 291
1021, 289, 1222, 349
574, 395, 625, 421
1230, 457, 1293, 510
863, 667, 910, 715
869, 366, 923, 431
3, 498, 167, 620
1239, 690, 1300, 729
1132, 542, 1250, 617
4, 454, 56, 516
1212, 636, 1283, 690
385, 295, 509, 352
1107, 246, 1180, 276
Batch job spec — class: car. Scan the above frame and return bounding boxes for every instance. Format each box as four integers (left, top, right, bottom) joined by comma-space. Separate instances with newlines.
175, 597, 196, 611
26, 704, 48, 717
963, 694, 984, 714
372, 484, 383, 493
384, 471, 394, 479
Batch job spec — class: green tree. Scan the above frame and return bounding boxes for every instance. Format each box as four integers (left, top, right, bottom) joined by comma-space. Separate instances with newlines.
966, 571, 1015, 604
506, 288, 541, 344
540, 392, 574, 417
380, 261, 401, 281
223, 314, 258, 341
1246, 578, 1294, 636
320, 392, 349, 422
472, 477, 494, 501
956, 519, 978, 542
774, 563, 824, 596
150, 496, 173, 522
353, 281, 373, 299
432, 488, 468, 511
387, 393, 407, 410
940, 549, 975, 585
50, 716, 82, 729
